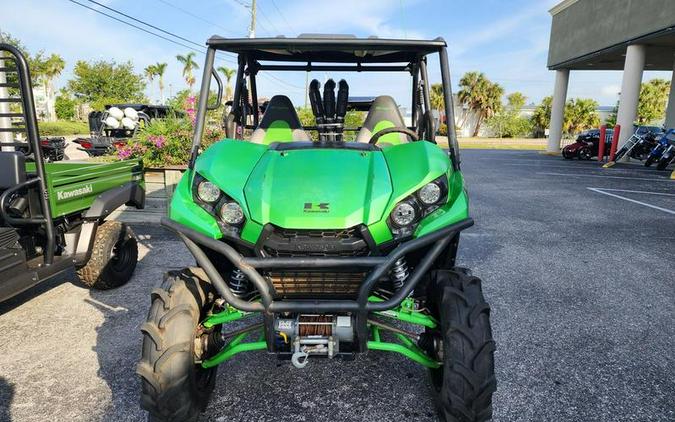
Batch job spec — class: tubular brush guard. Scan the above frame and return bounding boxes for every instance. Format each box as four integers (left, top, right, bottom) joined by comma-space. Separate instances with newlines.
161, 216, 473, 358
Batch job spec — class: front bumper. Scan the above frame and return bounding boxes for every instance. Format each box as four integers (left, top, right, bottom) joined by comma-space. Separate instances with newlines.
161, 216, 473, 351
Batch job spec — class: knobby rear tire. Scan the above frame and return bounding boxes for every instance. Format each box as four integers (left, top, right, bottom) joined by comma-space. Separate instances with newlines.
425, 270, 496, 422
76, 221, 137, 289
138, 269, 218, 422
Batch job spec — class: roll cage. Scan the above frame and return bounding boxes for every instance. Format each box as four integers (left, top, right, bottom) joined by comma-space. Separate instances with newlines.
189, 35, 461, 170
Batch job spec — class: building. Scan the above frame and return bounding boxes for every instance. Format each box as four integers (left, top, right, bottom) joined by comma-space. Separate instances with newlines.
546, 0, 675, 152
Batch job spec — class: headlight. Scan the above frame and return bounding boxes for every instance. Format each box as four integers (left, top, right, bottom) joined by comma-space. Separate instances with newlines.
387, 175, 449, 238
219, 201, 244, 225
418, 182, 442, 205
391, 202, 417, 227
197, 181, 221, 203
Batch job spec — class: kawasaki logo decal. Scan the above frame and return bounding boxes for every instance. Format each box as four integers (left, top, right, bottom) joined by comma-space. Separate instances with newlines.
57, 184, 93, 201
304, 202, 330, 213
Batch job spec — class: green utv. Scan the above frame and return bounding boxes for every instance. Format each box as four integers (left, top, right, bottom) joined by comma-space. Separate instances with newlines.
0, 44, 143, 303
139, 35, 496, 422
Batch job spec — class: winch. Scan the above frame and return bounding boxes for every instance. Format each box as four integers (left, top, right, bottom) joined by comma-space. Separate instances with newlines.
274, 314, 354, 368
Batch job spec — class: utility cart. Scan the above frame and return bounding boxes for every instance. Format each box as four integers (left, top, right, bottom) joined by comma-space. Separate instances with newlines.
0, 44, 145, 303
138, 35, 495, 422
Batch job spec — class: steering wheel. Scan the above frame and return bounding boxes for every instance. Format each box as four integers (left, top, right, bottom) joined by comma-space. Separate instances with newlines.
368, 127, 419, 144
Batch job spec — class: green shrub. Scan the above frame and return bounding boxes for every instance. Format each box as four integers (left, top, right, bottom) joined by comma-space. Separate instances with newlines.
115, 115, 224, 168
486, 113, 532, 138
39, 120, 89, 135
55, 95, 77, 120
438, 123, 448, 136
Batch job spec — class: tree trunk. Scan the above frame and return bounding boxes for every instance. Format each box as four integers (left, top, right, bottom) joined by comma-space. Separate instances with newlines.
473, 112, 483, 137
458, 109, 469, 133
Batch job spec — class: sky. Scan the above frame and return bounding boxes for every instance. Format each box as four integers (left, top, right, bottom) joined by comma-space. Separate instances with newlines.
2, 0, 672, 108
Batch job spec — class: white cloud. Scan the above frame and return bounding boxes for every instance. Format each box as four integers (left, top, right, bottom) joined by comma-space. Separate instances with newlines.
255, 0, 427, 39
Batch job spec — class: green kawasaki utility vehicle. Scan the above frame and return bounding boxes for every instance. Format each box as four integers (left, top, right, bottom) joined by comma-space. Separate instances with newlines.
139, 35, 495, 422
0, 44, 144, 303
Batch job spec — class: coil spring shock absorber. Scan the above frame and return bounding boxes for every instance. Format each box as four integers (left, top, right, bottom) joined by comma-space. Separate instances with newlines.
228, 269, 250, 296
390, 257, 409, 291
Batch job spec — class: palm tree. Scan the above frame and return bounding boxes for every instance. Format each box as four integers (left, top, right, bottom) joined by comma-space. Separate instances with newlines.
176, 52, 199, 92
530, 96, 553, 137
217, 66, 236, 100
456, 72, 483, 131
564, 98, 599, 135
479, 82, 504, 136
457, 72, 503, 136
144, 64, 157, 102
429, 83, 444, 113
42, 54, 65, 121
154, 62, 167, 103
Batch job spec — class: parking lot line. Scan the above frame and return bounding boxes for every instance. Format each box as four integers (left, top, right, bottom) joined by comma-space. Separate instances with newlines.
586, 187, 675, 215
538, 172, 675, 182
502, 163, 659, 172
590, 188, 675, 196
504, 160, 654, 174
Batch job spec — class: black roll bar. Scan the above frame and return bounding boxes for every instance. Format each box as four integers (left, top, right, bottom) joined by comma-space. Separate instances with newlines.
439, 47, 460, 170
163, 216, 472, 351
0, 43, 56, 265
254, 63, 413, 73
162, 216, 473, 311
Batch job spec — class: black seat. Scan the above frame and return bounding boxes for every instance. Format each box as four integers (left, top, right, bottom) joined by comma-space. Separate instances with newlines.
250, 96, 311, 144
355, 95, 410, 146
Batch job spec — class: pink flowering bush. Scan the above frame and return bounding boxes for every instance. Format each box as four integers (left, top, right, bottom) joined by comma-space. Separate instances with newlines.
114, 94, 224, 167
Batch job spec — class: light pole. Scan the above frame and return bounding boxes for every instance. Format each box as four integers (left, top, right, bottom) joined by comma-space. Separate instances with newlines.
248, 0, 257, 38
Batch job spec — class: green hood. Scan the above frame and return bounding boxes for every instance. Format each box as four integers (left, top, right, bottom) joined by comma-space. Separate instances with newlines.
171, 140, 461, 244
244, 148, 392, 229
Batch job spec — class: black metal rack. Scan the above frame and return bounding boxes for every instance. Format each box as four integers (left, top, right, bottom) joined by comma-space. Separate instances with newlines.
0, 43, 56, 265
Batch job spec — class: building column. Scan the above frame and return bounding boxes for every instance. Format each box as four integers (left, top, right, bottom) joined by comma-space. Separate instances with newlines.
616, 44, 646, 147
664, 56, 675, 129
547, 69, 570, 152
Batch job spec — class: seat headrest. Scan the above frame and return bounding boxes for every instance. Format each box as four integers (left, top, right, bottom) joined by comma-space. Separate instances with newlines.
361, 95, 405, 131
258, 95, 303, 130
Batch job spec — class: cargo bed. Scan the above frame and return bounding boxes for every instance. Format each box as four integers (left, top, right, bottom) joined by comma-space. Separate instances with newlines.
26, 159, 144, 218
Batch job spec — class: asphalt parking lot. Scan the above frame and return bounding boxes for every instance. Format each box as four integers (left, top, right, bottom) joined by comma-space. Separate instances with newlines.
0, 149, 673, 422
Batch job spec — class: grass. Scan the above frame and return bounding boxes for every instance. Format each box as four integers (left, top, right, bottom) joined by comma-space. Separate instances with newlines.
38, 120, 89, 136
436, 136, 548, 150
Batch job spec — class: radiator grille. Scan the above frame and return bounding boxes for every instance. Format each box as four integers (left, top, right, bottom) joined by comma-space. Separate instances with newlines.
266, 271, 365, 298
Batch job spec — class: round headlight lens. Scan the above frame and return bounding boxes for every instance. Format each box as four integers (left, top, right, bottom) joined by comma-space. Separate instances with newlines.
391, 202, 417, 227
197, 181, 221, 203
219, 201, 244, 225
419, 182, 442, 205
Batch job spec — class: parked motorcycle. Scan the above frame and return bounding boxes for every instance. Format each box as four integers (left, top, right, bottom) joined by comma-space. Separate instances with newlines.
655, 129, 675, 170
613, 129, 662, 162
645, 129, 675, 167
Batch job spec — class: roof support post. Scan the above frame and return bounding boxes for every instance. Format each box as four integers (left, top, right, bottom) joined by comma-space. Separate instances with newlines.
616, 44, 646, 147
664, 55, 675, 129
547, 69, 569, 153
438, 47, 460, 169
189, 47, 215, 168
